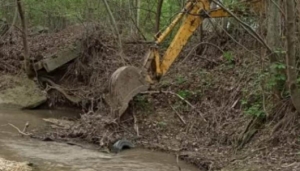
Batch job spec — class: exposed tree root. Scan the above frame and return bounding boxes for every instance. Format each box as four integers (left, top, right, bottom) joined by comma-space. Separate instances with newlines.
236, 116, 264, 150
40, 77, 81, 104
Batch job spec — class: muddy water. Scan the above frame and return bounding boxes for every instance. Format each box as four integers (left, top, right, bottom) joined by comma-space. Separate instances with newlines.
0, 108, 199, 171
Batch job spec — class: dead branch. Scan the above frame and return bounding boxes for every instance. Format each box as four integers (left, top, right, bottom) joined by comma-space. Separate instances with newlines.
129, 16, 147, 41
206, 17, 260, 59
181, 42, 223, 64
168, 99, 186, 125
41, 77, 81, 104
142, 90, 207, 122
175, 154, 182, 171
102, 0, 125, 64
212, 0, 273, 53
0, 5, 17, 38
22, 122, 29, 134
132, 111, 139, 136
8, 123, 32, 136
231, 97, 240, 108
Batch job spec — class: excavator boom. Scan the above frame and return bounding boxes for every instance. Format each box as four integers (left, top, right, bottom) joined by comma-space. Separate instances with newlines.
105, 0, 264, 118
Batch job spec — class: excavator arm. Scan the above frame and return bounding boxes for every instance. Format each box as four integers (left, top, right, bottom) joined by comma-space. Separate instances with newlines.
143, 1, 206, 81
143, 0, 264, 82
106, 0, 264, 117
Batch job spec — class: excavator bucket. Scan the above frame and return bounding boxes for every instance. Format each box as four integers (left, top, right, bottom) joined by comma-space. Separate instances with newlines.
105, 66, 150, 117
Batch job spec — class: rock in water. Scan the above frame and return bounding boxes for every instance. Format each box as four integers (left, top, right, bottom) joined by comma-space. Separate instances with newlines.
0, 74, 47, 109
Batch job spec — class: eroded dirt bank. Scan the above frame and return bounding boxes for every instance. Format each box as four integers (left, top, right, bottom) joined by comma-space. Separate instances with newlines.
1, 24, 300, 171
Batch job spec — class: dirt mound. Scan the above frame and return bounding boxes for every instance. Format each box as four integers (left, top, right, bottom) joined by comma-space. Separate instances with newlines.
0, 24, 85, 74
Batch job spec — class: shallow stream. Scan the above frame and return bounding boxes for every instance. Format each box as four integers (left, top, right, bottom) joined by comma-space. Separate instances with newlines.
0, 108, 199, 171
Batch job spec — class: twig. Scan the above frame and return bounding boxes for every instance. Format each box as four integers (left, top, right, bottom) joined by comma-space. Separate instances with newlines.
102, 0, 125, 64
133, 111, 139, 136
129, 16, 147, 41
0, 5, 17, 38
168, 100, 186, 125
22, 122, 29, 137
99, 130, 109, 147
142, 90, 207, 122
180, 42, 223, 64
211, 0, 273, 53
8, 123, 32, 136
166, 91, 207, 122
270, 0, 285, 17
231, 98, 240, 108
40, 77, 81, 104
124, 40, 153, 44
206, 16, 260, 59
175, 154, 182, 171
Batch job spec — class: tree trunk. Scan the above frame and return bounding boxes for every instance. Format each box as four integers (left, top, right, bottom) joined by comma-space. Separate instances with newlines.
155, 0, 164, 33
128, 0, 135, 35
286, 0, 300, 113
266, 0, 283, 98
136, 0, 141, 29
266, 0, 281, 62
102, 0, 125, 63
16, 0, 33, 77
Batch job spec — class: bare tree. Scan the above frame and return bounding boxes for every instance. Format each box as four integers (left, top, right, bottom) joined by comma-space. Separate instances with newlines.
286, 0, 300, 113
16, 0, 33, 77
155, 0, 164, 33
102, 0, 125, 64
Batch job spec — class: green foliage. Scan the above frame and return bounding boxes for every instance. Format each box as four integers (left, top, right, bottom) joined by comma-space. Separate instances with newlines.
177, 90, 192, 99
139, 0, 183, 40
19, 0, 106, 30
241, 86, 266, 118
160, 80, 171, 88
176, 75, 187, 84
270, 62, 285, 70
263, 62, 287, 93
242, 101, 265, 118
157, 121, 168, 128
223, 51, 234, 63
134, 95, 152, 114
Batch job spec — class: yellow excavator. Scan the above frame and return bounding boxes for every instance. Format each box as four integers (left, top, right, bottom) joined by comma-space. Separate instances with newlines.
105, 0, 264, 117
